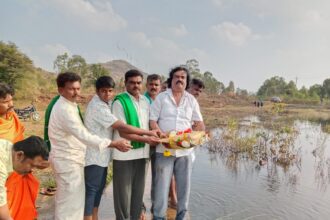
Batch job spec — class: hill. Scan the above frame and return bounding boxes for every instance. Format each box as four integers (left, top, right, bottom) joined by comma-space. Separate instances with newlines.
100, 59, 147, 82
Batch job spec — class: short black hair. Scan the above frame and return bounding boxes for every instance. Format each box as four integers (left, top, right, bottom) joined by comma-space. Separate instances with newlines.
190, 78, 205, 89
56, 72, 81, 88
125, 69, 143, 83
13, 136, 49, 160
0, 82, 15, 99
147, 74, 161, 83
167, 66, 190, 89
95, 76, 116, 90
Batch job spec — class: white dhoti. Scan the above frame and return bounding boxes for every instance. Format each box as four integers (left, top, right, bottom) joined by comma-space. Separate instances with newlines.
54, 166, 85, 220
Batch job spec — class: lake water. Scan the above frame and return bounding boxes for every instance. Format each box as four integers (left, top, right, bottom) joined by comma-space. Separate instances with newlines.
189, 120, 330, 220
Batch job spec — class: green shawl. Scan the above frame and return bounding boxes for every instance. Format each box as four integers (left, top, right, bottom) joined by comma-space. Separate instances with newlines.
113, 93, 145, 149
144, 92, 152, 104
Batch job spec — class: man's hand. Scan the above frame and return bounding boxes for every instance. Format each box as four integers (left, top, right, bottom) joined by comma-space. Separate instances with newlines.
148, 130, 160, 138
110, 139, 132, 152
145, 136, 160, 146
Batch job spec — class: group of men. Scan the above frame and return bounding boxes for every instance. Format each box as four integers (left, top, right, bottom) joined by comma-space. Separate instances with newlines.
0, 65, 206, 220
0, 82, 49, 220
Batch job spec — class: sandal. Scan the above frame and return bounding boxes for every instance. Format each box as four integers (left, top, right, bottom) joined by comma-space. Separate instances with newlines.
39, 187, 56, 196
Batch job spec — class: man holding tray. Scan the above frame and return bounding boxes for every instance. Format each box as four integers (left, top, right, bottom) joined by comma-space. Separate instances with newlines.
150, 66, 205, 220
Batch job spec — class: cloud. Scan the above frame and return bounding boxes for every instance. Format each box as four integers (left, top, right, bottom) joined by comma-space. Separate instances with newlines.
211, 0, 224, 8
168, 24, 188, 37
41, 43, 71, 57
129, 32, 152, 48
211, 22, 256, 46
45, 0, 127, 31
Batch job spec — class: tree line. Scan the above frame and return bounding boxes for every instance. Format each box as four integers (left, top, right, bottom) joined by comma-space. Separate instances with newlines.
257, 76, 330, 102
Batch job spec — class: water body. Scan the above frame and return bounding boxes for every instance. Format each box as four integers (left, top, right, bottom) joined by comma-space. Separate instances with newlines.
190, 120, 330, 220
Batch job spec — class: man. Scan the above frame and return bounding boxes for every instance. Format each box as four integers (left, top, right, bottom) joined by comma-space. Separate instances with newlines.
48, 72, 131, 220
112, 69, 158, 220
143, 74, 162, 216
150, 66, 205, 220
84, 76, 159, 220
187, 78, 205, 99
144, 74, 161, 104
0, 136, 49, 220
0, 83, 45, 220
0, 83, 24, 143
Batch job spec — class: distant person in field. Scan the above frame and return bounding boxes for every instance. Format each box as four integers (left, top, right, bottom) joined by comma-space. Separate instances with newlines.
47, 72, 132, 220
83, 76, 159, 220
0, 82, 48, 220
0, 136, 49, 220
150, 66, 205, 220
187, 78, 205, 99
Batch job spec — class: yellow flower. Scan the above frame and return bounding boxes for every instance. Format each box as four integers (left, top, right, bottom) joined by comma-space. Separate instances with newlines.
164, 150, 171, 157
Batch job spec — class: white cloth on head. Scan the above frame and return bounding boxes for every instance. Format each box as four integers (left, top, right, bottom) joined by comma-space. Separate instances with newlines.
84, 95, 118, 167
149, 89, 203, 157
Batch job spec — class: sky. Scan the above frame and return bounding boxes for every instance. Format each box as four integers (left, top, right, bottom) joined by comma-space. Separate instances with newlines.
1, 0, 330, 92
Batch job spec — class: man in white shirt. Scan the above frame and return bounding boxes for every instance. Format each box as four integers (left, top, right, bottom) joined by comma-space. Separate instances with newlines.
48, 72, 131, 220
0, 136, 48, 220
150, 66, 205, 220
112, 69, 158, 220
84, 76, 159, 220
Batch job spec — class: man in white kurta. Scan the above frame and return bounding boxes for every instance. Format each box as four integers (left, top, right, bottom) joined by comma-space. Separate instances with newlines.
48, 72, 131, 220
112, 70, 151, 220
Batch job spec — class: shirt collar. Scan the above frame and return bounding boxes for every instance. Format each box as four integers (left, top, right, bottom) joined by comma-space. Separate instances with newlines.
125, 91, 143, 102
60, 95, 78, 107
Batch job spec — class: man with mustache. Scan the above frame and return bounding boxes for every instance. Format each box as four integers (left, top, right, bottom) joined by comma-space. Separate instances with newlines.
0, 136, 49, 220
144, 74, 162, 104
187, 78, 205, 99
0, 82, 46, 220
150, 66, 205, 220
47, 72, 132, 220
143, 74, 162, 217
112, 69, 159, 220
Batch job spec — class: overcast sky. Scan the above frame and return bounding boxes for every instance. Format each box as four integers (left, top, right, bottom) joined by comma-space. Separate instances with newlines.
1, 0, 330, 91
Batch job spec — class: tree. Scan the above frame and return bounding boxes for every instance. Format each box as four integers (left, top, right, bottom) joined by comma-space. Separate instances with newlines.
225, 81, 235, 93
53, 53, 88, 76
309, 84, 323, 102
53, 53, 69, 73
0, 41, 33, 85
323, 78, 330, 99
285, 80, 297, 96
257, 76, 287, 97
67, 55, 88, 76
87, 64, 111, 85
185, 59, 200, 77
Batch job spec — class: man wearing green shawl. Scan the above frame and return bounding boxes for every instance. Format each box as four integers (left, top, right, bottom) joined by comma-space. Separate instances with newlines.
112, 69, 158, 220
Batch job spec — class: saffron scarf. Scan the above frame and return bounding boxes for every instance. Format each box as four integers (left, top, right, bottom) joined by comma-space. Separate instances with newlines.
0, 111, 24, 143
0, 112, 39, 220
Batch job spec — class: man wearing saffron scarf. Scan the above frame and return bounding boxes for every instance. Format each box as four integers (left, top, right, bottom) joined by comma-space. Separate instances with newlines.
0, 82, 45, 220
0, 136, 49, 220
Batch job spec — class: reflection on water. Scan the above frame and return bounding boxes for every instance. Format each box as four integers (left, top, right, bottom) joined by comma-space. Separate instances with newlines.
190, 119, 330, 220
